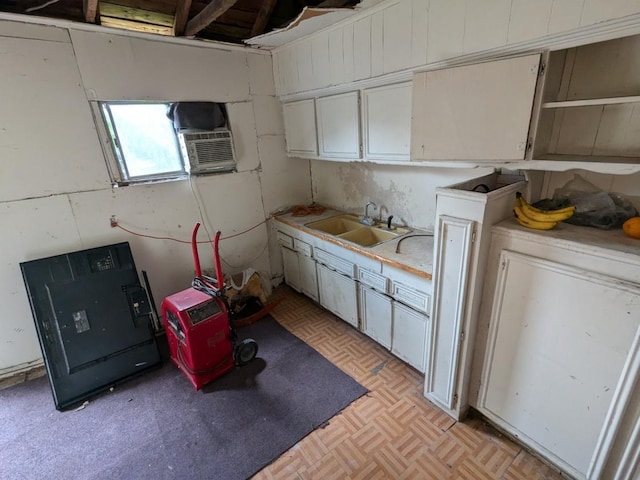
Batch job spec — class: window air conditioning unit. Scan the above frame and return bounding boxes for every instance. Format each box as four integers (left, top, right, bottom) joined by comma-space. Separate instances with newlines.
178, 129, 236, 174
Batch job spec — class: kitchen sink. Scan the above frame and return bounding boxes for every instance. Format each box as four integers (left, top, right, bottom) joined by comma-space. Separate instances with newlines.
338, 227, 400, 246
305, 214, 363, 235
306, 214, 411, 247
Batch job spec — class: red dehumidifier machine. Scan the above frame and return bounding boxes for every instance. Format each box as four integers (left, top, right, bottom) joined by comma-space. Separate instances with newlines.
161, 223, 258, 390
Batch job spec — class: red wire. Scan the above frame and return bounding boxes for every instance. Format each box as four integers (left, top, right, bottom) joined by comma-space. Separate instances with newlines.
115, 217, 270, 243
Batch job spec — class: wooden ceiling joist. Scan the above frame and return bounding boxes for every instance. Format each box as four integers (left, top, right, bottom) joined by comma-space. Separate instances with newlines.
101, 2, 174, 26
173, 0, 192, 35
316, 0, 353, 7
107, 0, 177, 15
101, 16, 172, 34
184, 0, 239, 37
83, 0, 99, 23
249, 0, 277, 37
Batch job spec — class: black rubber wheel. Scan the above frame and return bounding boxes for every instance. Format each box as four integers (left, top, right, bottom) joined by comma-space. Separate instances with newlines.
235, 339, 258, 366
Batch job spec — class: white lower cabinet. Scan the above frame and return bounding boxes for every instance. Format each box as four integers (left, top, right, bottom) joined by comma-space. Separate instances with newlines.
472, 222, 640, 480
297, 254, 318, 302
392, 302, 429, 373
280, 234, 318, 301
478, 250, 640, 479
281, 246, 301, 292
277, 224, 432, 374
359, 285, 392, 349
317, 263, 358, 328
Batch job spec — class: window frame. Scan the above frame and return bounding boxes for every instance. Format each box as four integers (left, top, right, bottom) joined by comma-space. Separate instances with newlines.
91, 101, 189, 187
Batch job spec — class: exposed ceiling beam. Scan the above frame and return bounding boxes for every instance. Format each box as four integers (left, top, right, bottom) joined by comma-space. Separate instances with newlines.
173, 0, 193, 35
101, 16, 173, 34
101, 2, 174, 26
83, 0, 99, 23
249, 0, 277, 37
184, 0, 238, 37
316, 0, 352, 7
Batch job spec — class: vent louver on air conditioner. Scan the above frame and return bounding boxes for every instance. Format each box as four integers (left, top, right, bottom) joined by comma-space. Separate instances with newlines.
178, 129, 236, 174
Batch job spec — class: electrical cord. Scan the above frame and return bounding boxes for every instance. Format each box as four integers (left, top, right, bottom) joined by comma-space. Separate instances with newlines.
188, 174, 215, 245
472, 183, 491, 192
115, 220, 271, 272
219, 239, 269, 270
395, 234, 434, 254
114, 216, 271, 243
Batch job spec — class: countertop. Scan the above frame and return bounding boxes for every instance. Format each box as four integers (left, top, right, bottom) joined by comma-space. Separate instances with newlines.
274, 208, 434, 280
494, 218, 640, 260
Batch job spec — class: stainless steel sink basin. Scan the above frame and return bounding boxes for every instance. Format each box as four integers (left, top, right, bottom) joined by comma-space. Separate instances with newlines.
305, 214, 363, 235
306, 214, 411, 247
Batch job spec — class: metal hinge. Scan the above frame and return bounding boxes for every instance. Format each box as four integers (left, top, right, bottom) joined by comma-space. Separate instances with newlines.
460, 331, 465, 343
526, 137, 533, 152
359, 143, 363, 156
471, 231, 476, 243
538, 62, 546, 76
453, 393, 459, 408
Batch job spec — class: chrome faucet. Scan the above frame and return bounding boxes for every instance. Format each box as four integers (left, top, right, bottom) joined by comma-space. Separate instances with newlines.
360, 201, 377, 226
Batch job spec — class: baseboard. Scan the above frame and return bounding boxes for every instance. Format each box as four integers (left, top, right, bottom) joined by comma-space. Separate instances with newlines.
0, 361, 46, 391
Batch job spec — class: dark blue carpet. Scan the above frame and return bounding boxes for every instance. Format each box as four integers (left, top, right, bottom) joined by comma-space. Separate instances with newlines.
0, 316, 367, 480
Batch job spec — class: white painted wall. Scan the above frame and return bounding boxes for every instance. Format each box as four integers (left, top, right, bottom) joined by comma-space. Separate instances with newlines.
0, 21, 311, 375
311, 160, 493, 230
541, 170, 640, 209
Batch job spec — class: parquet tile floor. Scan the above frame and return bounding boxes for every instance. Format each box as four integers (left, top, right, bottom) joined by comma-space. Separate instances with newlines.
253, 286, 566, 480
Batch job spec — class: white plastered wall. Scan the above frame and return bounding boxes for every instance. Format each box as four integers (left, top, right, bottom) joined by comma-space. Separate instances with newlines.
540, 170, 640, 210
310, 161, 493, 231
0, 21, 311, 375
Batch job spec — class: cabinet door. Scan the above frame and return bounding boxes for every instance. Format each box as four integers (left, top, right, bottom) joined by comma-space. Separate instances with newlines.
316, 91, 361, 159
317, 263, 358, 328
359, 285, 392, 349
392, 302, 428, 373
411, 54, 540, 161
426, 216, 474, 417
298, 254, 319, 302
362, 82, 412, 160
281, 246, 301, 292
478, 251, 640, 479
283, 99, 317, 156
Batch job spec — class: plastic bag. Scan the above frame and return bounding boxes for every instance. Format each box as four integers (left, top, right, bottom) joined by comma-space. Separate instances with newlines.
545, 174, 638, 230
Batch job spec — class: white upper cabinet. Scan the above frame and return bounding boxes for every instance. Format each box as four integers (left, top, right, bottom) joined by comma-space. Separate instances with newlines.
316, 91, 361, 159
527, 33, 640, 174
362, 82, 412, 160
283, 99, 317, 157
411, 54, 541, 161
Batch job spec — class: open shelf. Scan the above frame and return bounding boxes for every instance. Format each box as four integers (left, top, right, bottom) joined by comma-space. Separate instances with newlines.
529, 34, 640, 172
541, 95, 640, 109
508, 158, 640, 174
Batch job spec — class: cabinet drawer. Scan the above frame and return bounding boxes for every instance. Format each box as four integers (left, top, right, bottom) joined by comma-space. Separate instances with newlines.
358, 268, 388, 293
392, 282, 430, 314
293, 238, 312, 257
314, 248, 355, 277
276, 231, 294, 249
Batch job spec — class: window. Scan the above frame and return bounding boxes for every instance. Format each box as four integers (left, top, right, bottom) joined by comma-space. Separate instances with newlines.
96, 101, 236, 186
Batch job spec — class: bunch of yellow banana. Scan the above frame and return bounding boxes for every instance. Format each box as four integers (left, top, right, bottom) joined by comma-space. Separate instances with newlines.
513, 192, 575, 230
